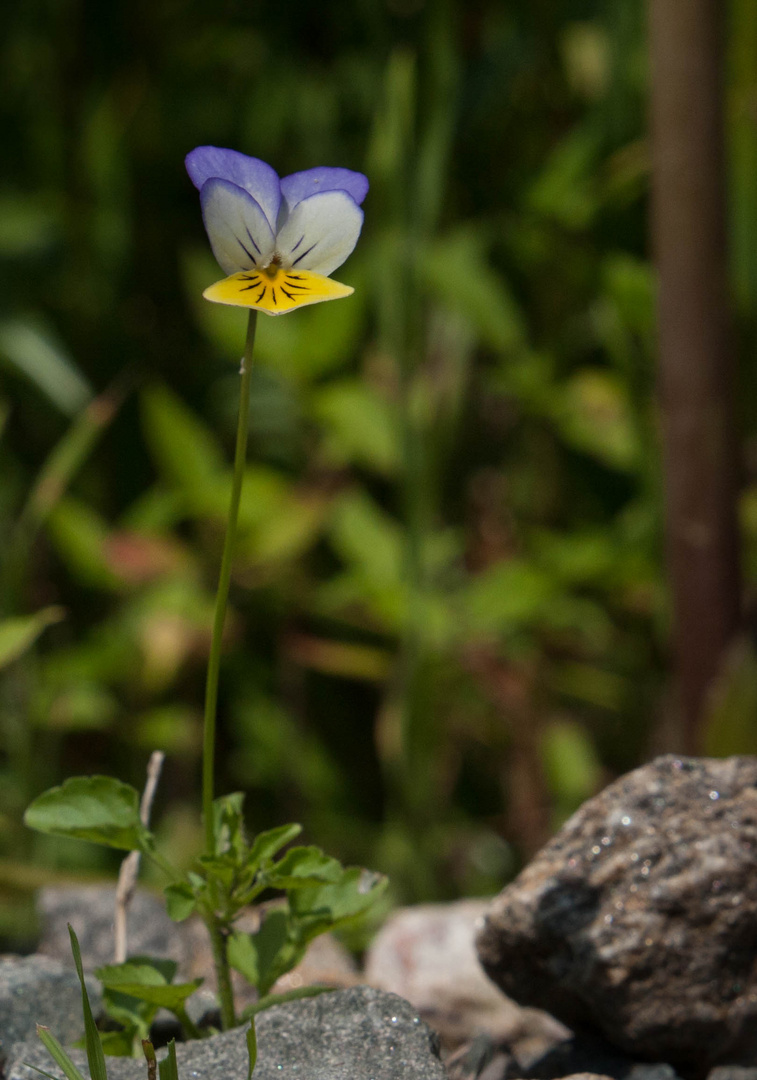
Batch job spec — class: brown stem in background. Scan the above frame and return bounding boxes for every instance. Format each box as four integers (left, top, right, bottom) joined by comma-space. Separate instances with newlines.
114, 750, 165, 963
648, 0, 741, 751
464, 646, 551, 857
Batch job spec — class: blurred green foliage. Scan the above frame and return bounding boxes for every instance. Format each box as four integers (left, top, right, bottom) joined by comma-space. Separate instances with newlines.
2, 0, 757, 947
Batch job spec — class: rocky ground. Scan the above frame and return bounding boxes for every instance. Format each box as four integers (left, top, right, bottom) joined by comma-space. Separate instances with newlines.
2, 755, 757, 1080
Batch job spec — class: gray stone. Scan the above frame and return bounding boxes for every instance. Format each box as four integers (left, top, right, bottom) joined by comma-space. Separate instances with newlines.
476, 755, 757, 1072
7, 986, 446, 1080
36, 885, 209, 976
0, 954, 101, 1063
364, 901, 568, 1052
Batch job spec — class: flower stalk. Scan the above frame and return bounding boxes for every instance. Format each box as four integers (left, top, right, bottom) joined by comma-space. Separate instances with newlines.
202, 310, 258, 856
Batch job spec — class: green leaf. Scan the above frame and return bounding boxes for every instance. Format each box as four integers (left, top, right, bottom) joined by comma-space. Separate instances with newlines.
289, 867, 388, 935
102, 980, 202, 1011
227, 930, 259, 986
0, 319, 92, 416
96, 957, 178, 986
141, 385, 223, 494
34, 1026, 88, 1080
164, 883, 197, 922
212, 792, 246, 858
312, 381, 400, 477
233, 907, 305, 997
25, 776, 148, 852
96, 959, 201, 1011
246, 1019, 257, 1080
0, 607, 64, 669
265, 846, 343, 889
246, 823, 302, 871
69, 926, 108, 1080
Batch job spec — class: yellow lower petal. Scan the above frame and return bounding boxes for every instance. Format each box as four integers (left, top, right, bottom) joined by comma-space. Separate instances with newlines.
202, 266, 354, 315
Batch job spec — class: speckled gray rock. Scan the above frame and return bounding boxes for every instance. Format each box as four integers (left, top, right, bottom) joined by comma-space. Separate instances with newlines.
0, 955, 101, 1063
8, 986, 446, 1080
37, 885, 209, 975
476, 755, 757, 1073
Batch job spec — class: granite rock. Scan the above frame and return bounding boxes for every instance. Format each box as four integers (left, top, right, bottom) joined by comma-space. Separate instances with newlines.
0, 954, 101, 1063
476, 755, 757, 1073
364, 901, 568, 1053
7, 986, 445, 1080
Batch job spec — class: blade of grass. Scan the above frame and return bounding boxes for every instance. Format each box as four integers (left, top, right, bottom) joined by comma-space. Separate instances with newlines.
246, 1018, 257, 1080
34, 1026, 88, 1080
68, 925, 108, 1080
158, 1039, 179, 1080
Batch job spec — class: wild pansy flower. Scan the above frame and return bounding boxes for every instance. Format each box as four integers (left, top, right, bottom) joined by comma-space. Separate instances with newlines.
186, 146, 368, 316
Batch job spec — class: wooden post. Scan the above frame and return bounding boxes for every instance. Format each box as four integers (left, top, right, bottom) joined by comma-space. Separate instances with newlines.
648, 0, 741, 751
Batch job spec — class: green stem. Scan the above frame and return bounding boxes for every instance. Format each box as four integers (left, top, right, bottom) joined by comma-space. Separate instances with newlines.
202, 312, 258, 856
205, 915, 237, 1030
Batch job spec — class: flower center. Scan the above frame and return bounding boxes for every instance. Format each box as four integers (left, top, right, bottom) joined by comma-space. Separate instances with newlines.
264, 254, 284, 279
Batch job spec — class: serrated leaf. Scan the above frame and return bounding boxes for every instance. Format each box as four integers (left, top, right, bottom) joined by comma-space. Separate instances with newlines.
289, 867, 388, 934
164, 883, 197, 922
265, 846, 343, 889
25, 776, 148, 852
246, 823, 302, 871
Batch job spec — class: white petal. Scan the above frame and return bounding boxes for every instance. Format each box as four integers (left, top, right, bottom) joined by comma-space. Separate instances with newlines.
275, 190, 364, 277
200, 179, 276, 276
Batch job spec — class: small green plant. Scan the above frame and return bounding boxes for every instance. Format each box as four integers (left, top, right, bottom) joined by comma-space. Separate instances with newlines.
25, 148, 385, 1043
32, 927, 257, 1080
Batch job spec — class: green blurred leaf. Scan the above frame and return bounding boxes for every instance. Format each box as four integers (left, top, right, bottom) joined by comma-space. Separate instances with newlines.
464, 559, 557, 636
0, 607, 64, 670
555, 369, 638, 471
47, 498, 123, 591
421, 228, 527, 353
328, 490, 403, 588
0, 320, 92, 416
541, 719, 602, 811
25, 776, 149, 852
313, 381, 400, 476
703, 637, 757, 756
141, 385, 224, 494
164, 883, 197, 922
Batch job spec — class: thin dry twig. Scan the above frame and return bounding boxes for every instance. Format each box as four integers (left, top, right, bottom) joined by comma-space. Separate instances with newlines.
114, 750, 165, 963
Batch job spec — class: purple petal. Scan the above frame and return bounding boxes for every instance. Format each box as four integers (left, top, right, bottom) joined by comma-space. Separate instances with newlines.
186, 146, 281, 230
280, 167, 369, 216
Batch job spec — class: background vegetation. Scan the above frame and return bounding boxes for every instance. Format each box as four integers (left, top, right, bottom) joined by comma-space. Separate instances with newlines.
2, 0, 757, 948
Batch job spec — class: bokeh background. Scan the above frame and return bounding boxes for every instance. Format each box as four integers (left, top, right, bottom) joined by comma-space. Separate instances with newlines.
2, 0, 756, 948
